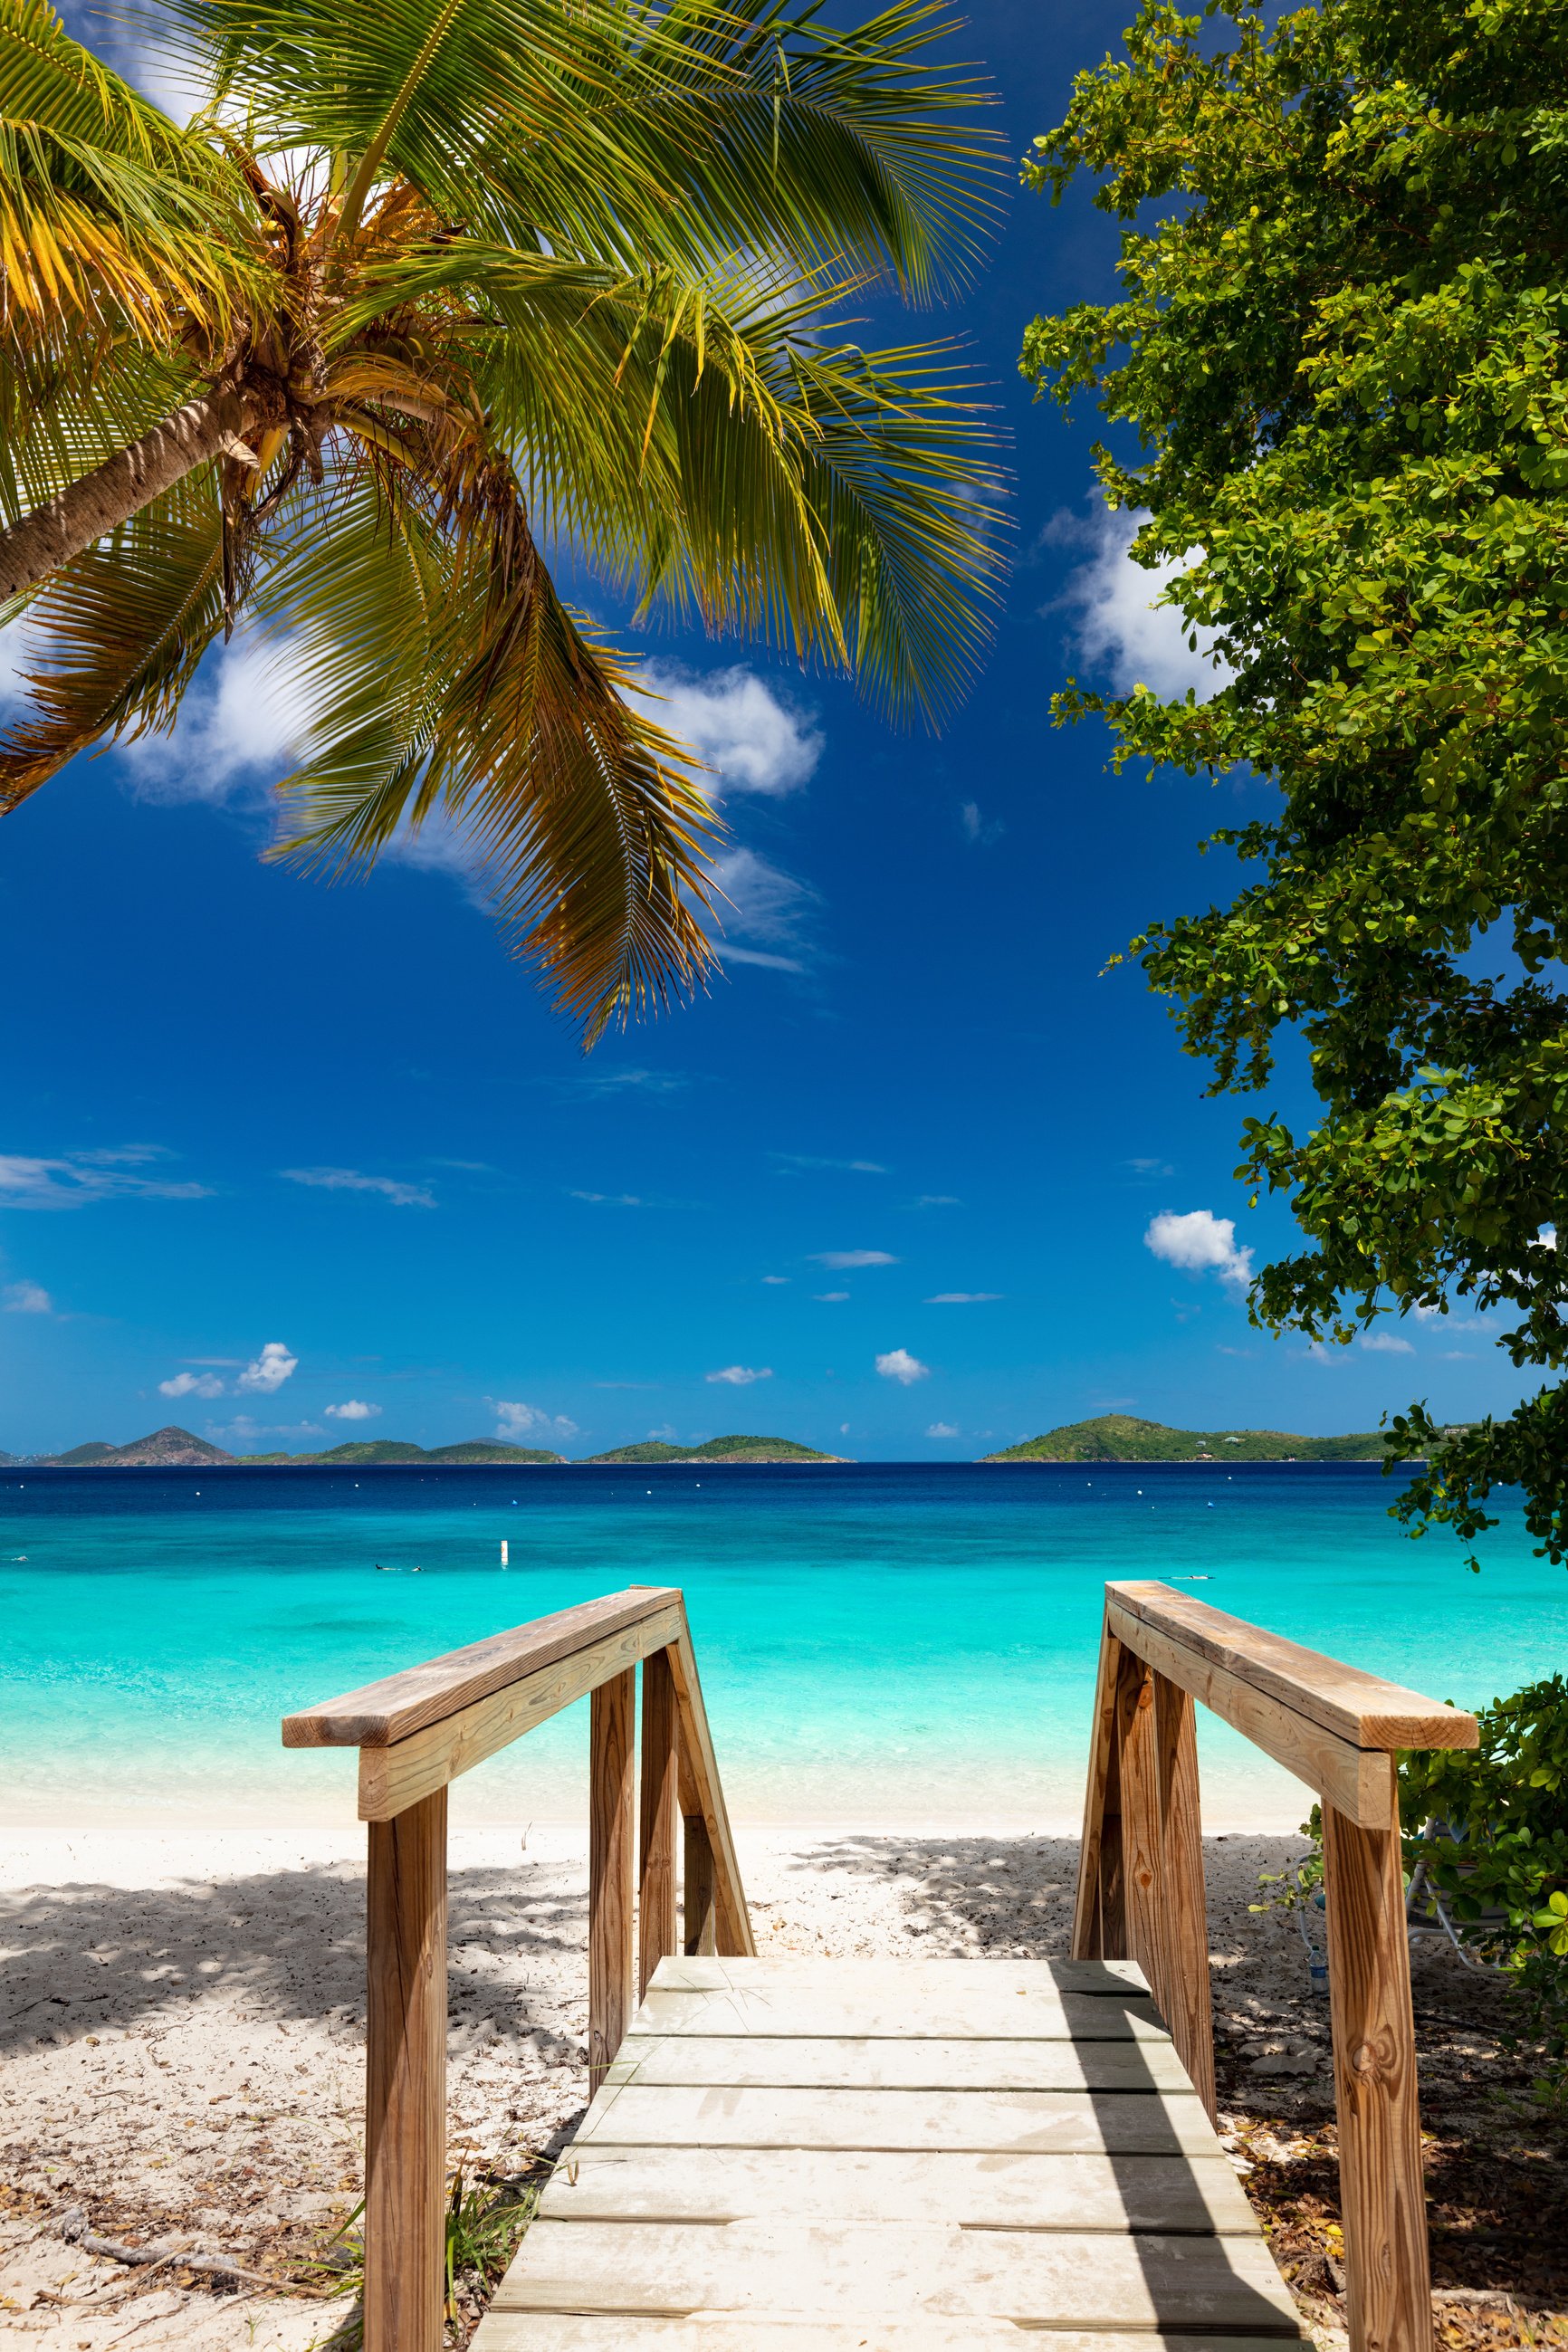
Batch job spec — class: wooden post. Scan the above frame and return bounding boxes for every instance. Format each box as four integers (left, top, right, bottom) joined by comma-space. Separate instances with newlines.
364, 1787, 448, 2352
1323, 1780, 1432, 2352
1073, 1610, 1126, 1960
1116, 1656, 1216, 2120
684, 1813, 716, 1954
588, 1667, 636, 2089
639, 1648, 679, 1999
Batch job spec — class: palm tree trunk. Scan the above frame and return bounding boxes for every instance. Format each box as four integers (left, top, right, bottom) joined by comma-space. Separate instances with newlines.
0, 388, 244, 604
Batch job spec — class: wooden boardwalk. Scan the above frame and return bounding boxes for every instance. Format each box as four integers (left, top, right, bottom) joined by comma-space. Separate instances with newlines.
473, 1953, 1305, 2350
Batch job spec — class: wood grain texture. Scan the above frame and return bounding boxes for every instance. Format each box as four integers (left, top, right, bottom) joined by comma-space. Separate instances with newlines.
1115, 1651, 1217, 2121
1107, 1582, 1475, 1752
632, 1982, 1165, 2041
681, 1815, 715, 1956
588, 1669, 636, 2089
638, 1649, 679, 2001
537, 2143, 1259, 2232
491, 2218, 1301, 2330
648, 1956, 1148, 1994
1107, 1602, 1392, 1828
1072, 1611, 1124, 1961
477, 2321, 1299, 2352
575, 2081, 1219, 2155
364, 1790, 447, 2352
665, 1625, 755, 1957
605, 2032, 1192, 2093
358, 1604, 684, 1821
1322, 1784, 1433, 2352
285, 1586, 684, 1746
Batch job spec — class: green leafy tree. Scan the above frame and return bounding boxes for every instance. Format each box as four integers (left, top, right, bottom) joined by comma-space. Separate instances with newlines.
0, 0, 1004, 1035
1020, 0, 1568, 1563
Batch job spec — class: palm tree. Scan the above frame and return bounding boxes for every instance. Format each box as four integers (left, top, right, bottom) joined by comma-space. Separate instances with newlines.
0, 0, 1003, 1034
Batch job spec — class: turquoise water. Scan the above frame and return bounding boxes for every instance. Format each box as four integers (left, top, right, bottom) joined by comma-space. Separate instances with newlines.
2, 1462, 1565, 1829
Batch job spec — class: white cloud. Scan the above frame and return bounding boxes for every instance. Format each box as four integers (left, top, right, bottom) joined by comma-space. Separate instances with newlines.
1144, 1209, 1253, 1293
0, 1144, 210, 1210
761, 1275, 790, 1286
3, 1279, 52, 1313
910, 1195, 961, 1209
775, 1154, 888, 1174
632, 664, 822, 797
570, 1190, 645, 1206
711, 846, 817, 972
706, 1364, 772, 1386
1359, 1331, 1414, 1356
876, 1347, 930, 1386
960, 801, 1003, 846
208, 1414, 325, 1449
927, 1421, 960, 1439
492, 1400, 579, 1442
815, 1291, 850, 1303
1055, 503, 1229, 703
118, 631, 311, 804
325, 1399, 380, 1420
282, 1166, 436, 1209
925, 1292, 1002, 1304
810, 1249, 898, 1269
159, 1370, 225, 1399
238, 1341, 298, 1395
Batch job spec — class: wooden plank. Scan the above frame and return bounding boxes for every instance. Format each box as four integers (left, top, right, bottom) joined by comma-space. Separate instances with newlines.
647, 1955, 1149, 1995
605, 2032, 1191, 2094
681, 1814, 714, 1956
575, 2081, 1219, 2155
358, 1603, 683, 1821
588, 1669, 636, 2089
633, 1983, 1168, 2040
285, 1586, 684, 1746
478, 2323, 1301, 2352
1107, 1600, 1393, 1828
664, 1623, 755, 1957
1073, 1609, 1125, 1959
363, 1788, 446, 2352
638, 1649, 679, 2001
1322, 1781, 1433, 2352
1107, 1581, 1476, 1753
491, 2219, 1303, 2330
539, 2144, 1259, 2232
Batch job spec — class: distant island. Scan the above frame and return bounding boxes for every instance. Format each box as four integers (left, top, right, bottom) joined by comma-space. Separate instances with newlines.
980, 1413, 1400, 1464
6, 1425, 844, 1468
578, 1435, 846, 1465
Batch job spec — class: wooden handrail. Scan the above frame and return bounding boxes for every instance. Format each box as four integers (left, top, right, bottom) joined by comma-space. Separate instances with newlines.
1075, 1580, 1478, 2352
284, 1586, 753, 2352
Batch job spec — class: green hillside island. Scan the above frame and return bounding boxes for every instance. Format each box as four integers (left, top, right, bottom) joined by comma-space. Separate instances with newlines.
580, 1435, 847, 1465
980, 1415, 1401, 1465
27, 1427, 566, 1468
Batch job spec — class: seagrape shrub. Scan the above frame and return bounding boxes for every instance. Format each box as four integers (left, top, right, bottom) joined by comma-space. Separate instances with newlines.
1259, 1678, 1568, 2087
1401, 1674, 1568, 2080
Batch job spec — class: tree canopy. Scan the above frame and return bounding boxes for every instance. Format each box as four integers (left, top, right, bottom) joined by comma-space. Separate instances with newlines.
0, 0, 1005, 1037
1020, 0, 1568, 1564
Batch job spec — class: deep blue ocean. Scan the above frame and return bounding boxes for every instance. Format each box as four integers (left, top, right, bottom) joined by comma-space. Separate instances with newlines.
2, 1461, 1564, 1829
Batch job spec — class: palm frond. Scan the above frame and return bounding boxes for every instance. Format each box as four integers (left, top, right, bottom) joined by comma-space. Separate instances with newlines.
0, 0, 260, 354
0, 473, 225, 810
256, 463, 720, 1038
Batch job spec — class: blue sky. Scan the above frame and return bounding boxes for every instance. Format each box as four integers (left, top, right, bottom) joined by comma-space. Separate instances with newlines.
0, 0, 1533, 1459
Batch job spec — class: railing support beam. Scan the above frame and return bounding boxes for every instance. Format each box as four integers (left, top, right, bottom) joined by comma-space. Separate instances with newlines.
364, 1787, 447, 2352
639, 1648, 680, 1997
1323, 1783, 1432, 2352
1117, 1656, 1216, 2121
588, 1666, 636, 2087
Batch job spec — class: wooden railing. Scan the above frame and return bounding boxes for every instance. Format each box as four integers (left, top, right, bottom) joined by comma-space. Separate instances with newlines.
282, 1585, 752, 2352
1077, 1579, 1478, 2352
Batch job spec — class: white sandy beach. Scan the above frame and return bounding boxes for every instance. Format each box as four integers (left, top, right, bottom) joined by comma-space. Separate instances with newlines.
0, 1816, 1352, 2349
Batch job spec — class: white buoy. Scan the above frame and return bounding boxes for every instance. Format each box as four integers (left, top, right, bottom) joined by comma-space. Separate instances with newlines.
501, 1539, 510, 1566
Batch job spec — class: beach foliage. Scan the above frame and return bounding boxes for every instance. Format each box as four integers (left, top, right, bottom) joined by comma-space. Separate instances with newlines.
1258, 1677, 1568, 2088
1018, 0, 1568, 1562
0, 0, 1005, 1037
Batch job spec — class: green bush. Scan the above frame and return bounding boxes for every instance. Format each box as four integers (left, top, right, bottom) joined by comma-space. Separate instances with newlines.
1257, 1677, 1568, 2085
